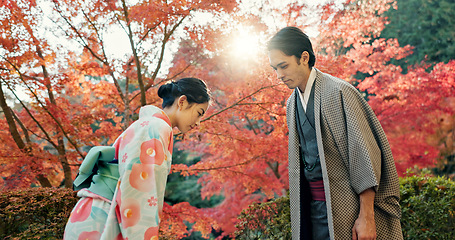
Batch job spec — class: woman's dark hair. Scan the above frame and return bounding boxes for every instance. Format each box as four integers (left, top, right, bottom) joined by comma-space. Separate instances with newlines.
267, 26, 316, 68
157, 77, 210, 108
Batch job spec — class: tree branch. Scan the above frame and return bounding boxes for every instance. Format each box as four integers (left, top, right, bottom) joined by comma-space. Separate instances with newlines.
2, 58, 84, 158
11, 108, 31, 143
175, 151, 276, 173
0, 78, 52, 187
121, 0, 146, 106
52, 1, 126, 101
150, 16, 188, 84
0, 76, 58, 149
202, 84, 281, 122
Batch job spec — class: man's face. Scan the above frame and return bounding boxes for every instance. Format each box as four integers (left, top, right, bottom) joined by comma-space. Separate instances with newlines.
268, 49, 310, 90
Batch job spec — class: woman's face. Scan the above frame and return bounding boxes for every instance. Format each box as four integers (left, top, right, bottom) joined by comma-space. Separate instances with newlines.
175, 97, 209, 134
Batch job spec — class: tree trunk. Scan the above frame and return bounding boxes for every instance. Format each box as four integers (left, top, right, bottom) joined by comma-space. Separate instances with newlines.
38, 46, 73, 188
57, 139, 73, 188
122, 0, 146, 106
0, 80, 52, 187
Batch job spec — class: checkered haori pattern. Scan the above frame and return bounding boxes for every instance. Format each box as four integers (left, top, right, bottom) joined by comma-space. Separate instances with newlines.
286, 68, 403, 240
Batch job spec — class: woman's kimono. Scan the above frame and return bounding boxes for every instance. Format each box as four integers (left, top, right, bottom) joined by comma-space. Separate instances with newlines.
64, 105, 174, 240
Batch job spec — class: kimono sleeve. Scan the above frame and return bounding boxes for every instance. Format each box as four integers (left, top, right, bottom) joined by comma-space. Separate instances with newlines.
341, 85, 382, 194
110, 117, 172, 239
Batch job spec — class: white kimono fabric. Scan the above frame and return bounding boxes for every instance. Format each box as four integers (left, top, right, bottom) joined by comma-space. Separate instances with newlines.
286, 68, 403, 239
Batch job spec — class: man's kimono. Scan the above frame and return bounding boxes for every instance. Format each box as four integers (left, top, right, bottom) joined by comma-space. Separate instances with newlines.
286, 68, 403, 239
64, 105, 174, 240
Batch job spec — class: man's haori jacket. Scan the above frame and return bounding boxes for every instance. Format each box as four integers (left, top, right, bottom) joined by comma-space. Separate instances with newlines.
286, 68, 403, 240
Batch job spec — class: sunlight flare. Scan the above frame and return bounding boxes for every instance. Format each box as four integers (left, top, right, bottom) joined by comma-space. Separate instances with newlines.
230, 26, 261, 60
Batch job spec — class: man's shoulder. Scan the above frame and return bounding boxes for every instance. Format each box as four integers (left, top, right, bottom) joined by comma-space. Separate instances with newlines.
316, 69, 358, 94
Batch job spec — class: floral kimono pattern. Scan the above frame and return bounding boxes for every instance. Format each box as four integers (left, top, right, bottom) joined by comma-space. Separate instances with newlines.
64, 105, 174, 240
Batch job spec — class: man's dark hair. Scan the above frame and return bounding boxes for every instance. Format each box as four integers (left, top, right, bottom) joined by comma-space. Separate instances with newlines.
158, 78, 210, 108
267, 26, 316, 68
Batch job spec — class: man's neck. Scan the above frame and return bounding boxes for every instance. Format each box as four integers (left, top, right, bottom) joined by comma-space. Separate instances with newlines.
298, 67, 312, 93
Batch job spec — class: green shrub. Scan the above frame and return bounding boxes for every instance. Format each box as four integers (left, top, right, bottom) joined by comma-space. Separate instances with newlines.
2, 172, 454, 240
235, 172, 455, 240
0, 187, 78, 239
400, 171, 455, 240
235, 195, 291, 240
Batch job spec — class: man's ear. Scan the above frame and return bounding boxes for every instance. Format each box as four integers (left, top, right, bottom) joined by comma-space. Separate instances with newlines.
177, 95, 188, 110
300, 51, 310, 65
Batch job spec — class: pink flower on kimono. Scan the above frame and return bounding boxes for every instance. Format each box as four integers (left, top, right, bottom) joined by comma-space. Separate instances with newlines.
130, 163, 155, 192
78, 231, 101, 240
122, 153, 128, 163
120, 198, 141, 228
144, 226, 159, 240
119, 127, 135, 151
139, 139, 165, 165
69, 197, 93, 223
148, 196, 158, 207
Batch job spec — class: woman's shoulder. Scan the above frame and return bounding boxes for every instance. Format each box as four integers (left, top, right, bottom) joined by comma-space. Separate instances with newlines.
138, 105, 172, 128
119, 105, 172, 141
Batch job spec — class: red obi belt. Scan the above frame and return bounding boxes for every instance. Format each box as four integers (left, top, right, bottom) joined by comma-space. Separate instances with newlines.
309, 180, 325, 201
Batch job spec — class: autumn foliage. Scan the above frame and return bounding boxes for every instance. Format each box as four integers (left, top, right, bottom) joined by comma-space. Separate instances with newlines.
1, 0, 453, 238
316, 0, 455, 174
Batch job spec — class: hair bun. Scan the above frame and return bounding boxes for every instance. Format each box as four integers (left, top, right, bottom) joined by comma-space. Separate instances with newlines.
157, 82, 174, 99
158, 78, 210, 108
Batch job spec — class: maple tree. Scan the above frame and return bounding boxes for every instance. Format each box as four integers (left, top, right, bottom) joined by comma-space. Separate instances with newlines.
315, 0, 454, 175
1, 0, 77, 189
0, 0, 237, 188
0, 0, 244, 237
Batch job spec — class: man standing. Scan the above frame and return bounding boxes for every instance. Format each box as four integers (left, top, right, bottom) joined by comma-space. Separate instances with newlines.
267, 26, 403, 240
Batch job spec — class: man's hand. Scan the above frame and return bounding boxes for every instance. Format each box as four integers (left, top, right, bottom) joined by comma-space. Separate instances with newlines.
352, 212, 376, 240
352, 188, 377, 240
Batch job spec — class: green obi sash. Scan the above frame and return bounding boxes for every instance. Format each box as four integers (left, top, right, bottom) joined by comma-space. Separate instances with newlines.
73, 146, 119, 201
